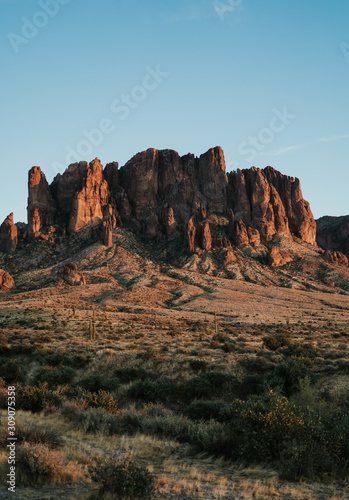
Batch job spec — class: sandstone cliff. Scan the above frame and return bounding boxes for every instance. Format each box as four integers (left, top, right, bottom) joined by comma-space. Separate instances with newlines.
20, 147, 317, 257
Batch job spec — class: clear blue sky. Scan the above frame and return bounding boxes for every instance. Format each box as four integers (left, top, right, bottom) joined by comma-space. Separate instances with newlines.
1, 0, 348, 223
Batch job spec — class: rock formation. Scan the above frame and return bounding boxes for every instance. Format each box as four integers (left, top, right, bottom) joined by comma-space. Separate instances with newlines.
187, 216, 196, 255
27, 167, 57, 237
201, 222, 212, 252
68, 159, 109, 233
316, 216, 349, 259
57, 263, 86, 286
228, 167, 316, 246
0, 270, 14, 291
323, 250, 348, 267
0, 213, 18, 253
269, 247, 293, 267
7, 147, 316, 256
102, 204, 116, 247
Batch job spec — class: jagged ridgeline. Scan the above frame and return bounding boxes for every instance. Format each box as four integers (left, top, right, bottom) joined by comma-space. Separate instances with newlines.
0, 147, 320, 257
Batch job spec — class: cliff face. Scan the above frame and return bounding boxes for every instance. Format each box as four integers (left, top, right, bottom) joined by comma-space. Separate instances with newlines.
316, 216, 349, 259
227, 167, 316, 245
17, 147, 317, 254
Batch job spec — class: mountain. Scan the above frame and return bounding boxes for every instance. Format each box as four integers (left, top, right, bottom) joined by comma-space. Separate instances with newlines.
2, 147, 317, 251
0, 146, 348, 299
316, 215, 349, 259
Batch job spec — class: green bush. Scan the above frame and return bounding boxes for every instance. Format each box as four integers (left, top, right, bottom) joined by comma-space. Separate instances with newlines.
40, 352, 89, 368
8, 423, 63, 448
282, 344, 317, 359
226, 390, 305, 462
263, 330, 291, 350
238, 356, 273, 374
114, 367, 148, 383
183, 371, 233, 400
266, 358, 312, 397
184, 401, 229, 422
89, 454, 155, 499
127, 377, 177, 403
77, 408, 119, 435
33, 366, 76, 388
17, 383, 63, 413
0, 359, 23, 384
189, 359, 209, 373
240, 374, 267, 397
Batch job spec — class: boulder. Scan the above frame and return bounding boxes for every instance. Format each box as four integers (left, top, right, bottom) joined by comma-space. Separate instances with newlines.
57, 263, 86, 286
269, 247, 293, 267
0, 270, 14, 291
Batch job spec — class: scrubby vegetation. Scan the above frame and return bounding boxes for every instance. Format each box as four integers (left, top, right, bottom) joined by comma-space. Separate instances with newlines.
0, 307, 349, 497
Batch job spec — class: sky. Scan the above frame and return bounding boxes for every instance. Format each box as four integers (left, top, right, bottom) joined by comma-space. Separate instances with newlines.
1, 0, 349, 223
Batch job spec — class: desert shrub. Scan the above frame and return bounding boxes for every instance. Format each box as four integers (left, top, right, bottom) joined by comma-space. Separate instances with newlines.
78, 374, 120, 393
240, 374, 267, 397
78, 375, 104, 392
189, 420, 234, 456
33, 366, 76, 388
212, 332, 230, 343
184, 401, 229, 422
282, 344, 317, 359
9, 343, 34, 355
127, 377, 177, 403
12, 423, 64, 448
226, 390, 305, 463
141, 414, 195, 442
279, 440, 339, 481
41, 352, 89, 368
0, 346, 10, 356
127, 380, 157, 402
17, 383, 63, 413
183, 371, 233, 400
60, 399, 89, 422
89, 454, 155, 499
154, 376, 177, 403
86, 390, 118, 414
266, 358, 313, 397
279, 409, 349, 480
15, 443, 74, 486
189, 359, 208, 372
140, 402, 174, 418
263, 330, 292, 350
0, 359, 23, 384
238, 356, 273, 374
77, 408, 119, 435
114, 367, 148, 383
